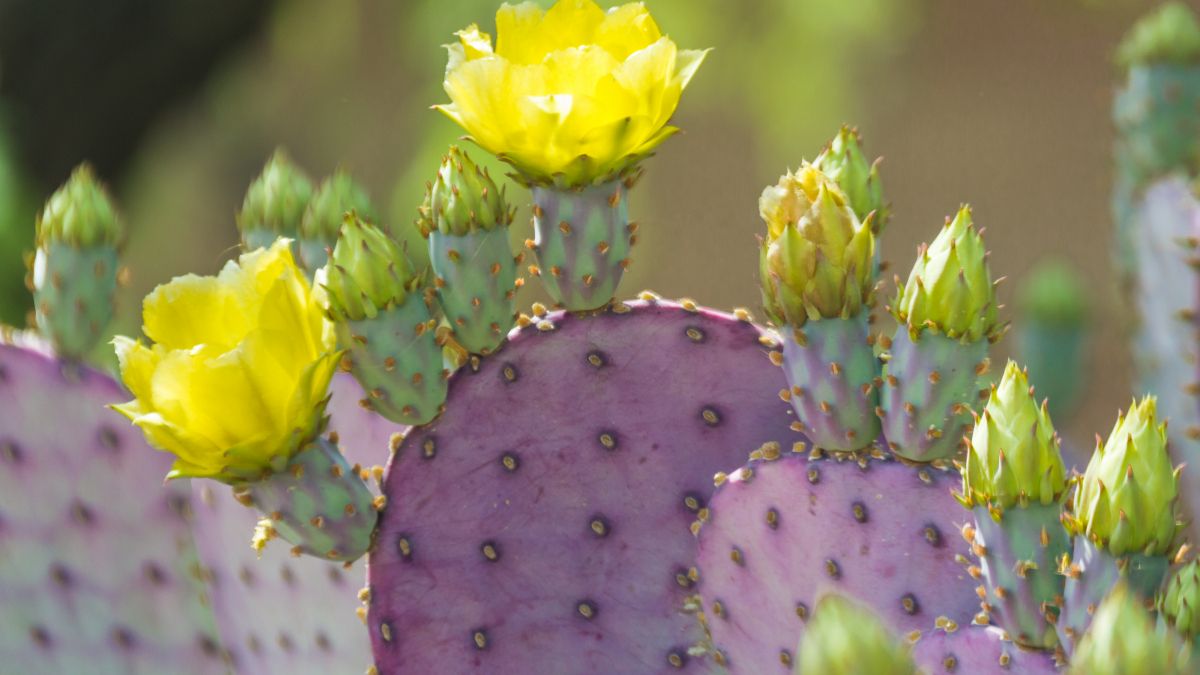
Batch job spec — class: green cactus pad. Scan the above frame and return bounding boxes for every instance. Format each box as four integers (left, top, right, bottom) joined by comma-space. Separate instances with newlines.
240, 436, 377, 562
335, 293, 447, 426
529, 179, 632, 311
297, 169, 374, 274
758, 164, 875, 327
324, 216, 420, 323
797, 595, 917, 675
813, 126, 888, 234
429, 227, 518, 355
237, 149, 313, 250
1117, 2, 1200, 71
1069, 583, 1193, 674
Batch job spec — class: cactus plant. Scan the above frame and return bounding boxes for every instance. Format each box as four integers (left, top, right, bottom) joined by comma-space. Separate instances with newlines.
237, 149, 313, 253
28, 164, 123, 360
1069, 583, 1193, 675
796, 595, 916, 675
434, 0, 707, 310
365, 297, 796, 674
1159, 558, 1200, 648
910, 625, 1058, 674
882, 205, 1001, 463
418, 146, 519, 355
297, 169, 374, 275
1015, 260, 1089, 426
0, 332, 228, 674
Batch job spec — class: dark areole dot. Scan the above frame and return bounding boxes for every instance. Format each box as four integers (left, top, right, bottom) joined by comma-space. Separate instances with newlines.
588, 515, 610, 538
1, 440, 22, 465
480, 540, 501, 562
825, 559, 841, 579
684, 326, 706, 343
499, 452, 520, 472
278, 631, 294, 652
199, 634, 221, 658
901, 593, 920, 615
597, 430, 618, 451
144, 562, 168, 586
795, 602, 809, 621
49, 563, 72, 588
682, 492, 705, 513
500, 363, 518, 383
852, 501, 868, 523
700, 406, 721, 426
98, 426, 121, 452
585, 350, 607, 368
30, 625, 51, 648
576, 599, 598, 620
807, 467, 820, 484
421, 437, 437, 460
472, 628, 489, 651
70, 500, 95, 526
315, 631, 332, 652
396, 534, 414, 562
923, 523, 943, 547
667, 649, 688, 668
280, 565, 296, 586
674, 568, 694, 589
765, 508, 779, 530
112, 626, 136, 650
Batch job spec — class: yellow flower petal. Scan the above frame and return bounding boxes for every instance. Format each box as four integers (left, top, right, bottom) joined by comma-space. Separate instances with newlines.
496, 0, 606, 64
142, 274, 249, 351
113, 336, 160, 403
595, 2, 662, 60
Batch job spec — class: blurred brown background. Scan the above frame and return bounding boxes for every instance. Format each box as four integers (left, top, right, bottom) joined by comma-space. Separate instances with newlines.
0, 0, 1188, 446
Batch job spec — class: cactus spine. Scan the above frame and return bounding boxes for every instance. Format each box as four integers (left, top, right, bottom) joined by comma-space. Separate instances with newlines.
29, 164, 123, 360
419, 146, 519, 355
883, 205, 1001, 463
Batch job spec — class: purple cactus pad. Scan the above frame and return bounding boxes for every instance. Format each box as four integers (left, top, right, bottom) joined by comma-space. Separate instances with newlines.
0, 335, 228, 673
367, 298, 795, 673
912, 626, 1059, 674
695, 451, 978, 673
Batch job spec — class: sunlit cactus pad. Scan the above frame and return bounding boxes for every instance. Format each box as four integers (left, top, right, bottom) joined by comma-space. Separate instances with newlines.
367, 297, 794, 673
0, 335, 227, 674
695, 452, 977, 672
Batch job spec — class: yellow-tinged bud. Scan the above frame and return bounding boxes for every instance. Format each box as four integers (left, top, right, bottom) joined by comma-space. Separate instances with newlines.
1067, 396, 1182, 557
812, 126, 888, 234
798, 595, 918, 675
960, 361, 1066, 512
894, 205, 999, 342
758, 164, 875, 327
111, 240, 339, 483
323, 216, 420, 322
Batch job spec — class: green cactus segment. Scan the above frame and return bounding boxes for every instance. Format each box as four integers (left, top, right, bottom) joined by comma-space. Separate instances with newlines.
797, 595, 917, 675
1069, 583, 1193, 675
429, 227, 518, 355
240, 436, 376, 562
529, 179, 632, 311
1067, 396, 1181, 557
1160, 559, 1200, 642
812, 126, 888, 234
1057, 524, 1172, 658
758, 164, 875, 327
881, 329, 989, 462
969, 504, 1069, 649
237, 149, 313, 250
336, 293, 446, 426
297, 170, 374, 274
1117, 2, 1200, 71
30, 166, 123, 359
893, 206, 999, 343
780, 316, 880, 451
324, 217, 419, 323
960, 361, 1066, 511
421, 146, 511, 237
1016, 260, 1089, 421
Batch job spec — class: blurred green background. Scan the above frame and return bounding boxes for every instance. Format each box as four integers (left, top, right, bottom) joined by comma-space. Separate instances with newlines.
0, 0, 1185, 442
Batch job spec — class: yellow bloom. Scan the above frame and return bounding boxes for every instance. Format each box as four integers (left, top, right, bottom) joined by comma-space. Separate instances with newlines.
112, 240, 339, 483
436, 0, 708, 187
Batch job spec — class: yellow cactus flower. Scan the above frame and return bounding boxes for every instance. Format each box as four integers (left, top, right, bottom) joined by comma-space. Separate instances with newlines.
435, 0, 708, 187
112, 240, 339, 483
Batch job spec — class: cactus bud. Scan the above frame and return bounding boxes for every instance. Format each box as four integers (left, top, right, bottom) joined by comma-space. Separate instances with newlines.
812, 126, 887, 234
960, 361, 1066, 511
1067, 396, 1181, 557
1159, 559, 1200, 642
758, 163, 875, 327
30, 164, 124, 358
1116, 1, 1200, 71
798, 595, 917, 675
323, 216, 419, 322
297, 169, 374, 272
1019, 260, 1088, 328
1069, 583, 1192, 675
419, 145, 511, 237
237, 149, 313, 250
893, 205, 999, 342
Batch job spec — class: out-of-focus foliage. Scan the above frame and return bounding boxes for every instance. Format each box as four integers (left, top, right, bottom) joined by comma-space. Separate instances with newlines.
0, 114, 36, 326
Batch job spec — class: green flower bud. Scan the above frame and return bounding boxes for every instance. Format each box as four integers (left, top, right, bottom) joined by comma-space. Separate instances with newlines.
35, 163, 122, 247
1067, 396, 1182, 557
798, 595, 917, 675
1070, 583, 1192, 675
1159, 559, 1200, 641
237, 149, 313, 245
758, 164, 875, 327
812, 126, 887, 234
1018, 259, 1088, 328
418, 146, 512, 237
893, 205, 999, 342
959, 360, 1066, 511
300, 169, 374, 244
323, 216, 420, 322
1117, 2, 1200, 71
